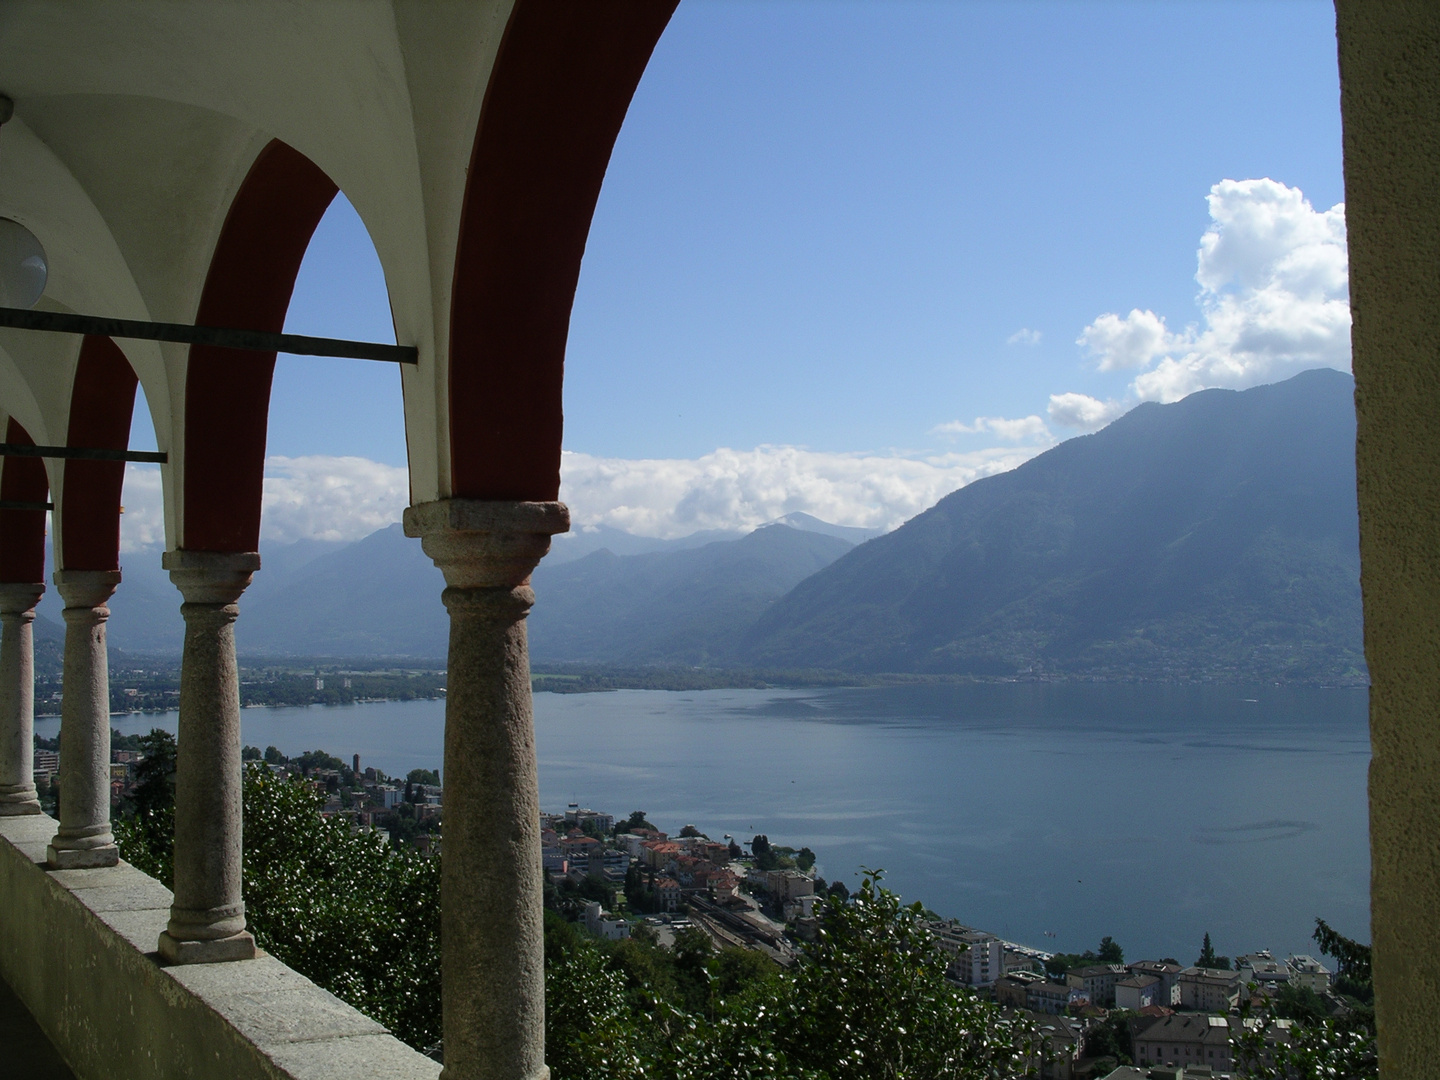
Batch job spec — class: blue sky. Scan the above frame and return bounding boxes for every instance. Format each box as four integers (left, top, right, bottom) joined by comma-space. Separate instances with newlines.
126, 1, 1347, 545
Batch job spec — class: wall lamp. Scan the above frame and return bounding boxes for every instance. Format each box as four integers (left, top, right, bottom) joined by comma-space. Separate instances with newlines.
0, 95, 48, 311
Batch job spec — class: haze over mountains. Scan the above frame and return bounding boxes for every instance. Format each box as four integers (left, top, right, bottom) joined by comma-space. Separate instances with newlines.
54, 369, 1363, 683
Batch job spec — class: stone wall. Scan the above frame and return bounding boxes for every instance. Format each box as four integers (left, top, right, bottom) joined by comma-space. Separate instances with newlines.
0, 813, 439, 1080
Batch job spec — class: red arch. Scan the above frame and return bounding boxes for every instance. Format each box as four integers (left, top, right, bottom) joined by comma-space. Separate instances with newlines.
448, 0, 677, 499
60, 336, 138, 572
183, 140, 337, 551
0, 419, 49, 584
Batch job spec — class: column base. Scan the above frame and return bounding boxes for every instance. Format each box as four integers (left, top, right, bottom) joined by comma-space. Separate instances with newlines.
46, 841, 119, 868
0, 785, 41, 815
440, 1068, 549, 1080
157, 930, 257, 965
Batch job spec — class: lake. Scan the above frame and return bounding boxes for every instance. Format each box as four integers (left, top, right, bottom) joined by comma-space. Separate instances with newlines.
45, 680, 1371, 965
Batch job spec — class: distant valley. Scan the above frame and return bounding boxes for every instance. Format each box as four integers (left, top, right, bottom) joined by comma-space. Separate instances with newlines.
58, 370, 1364, 685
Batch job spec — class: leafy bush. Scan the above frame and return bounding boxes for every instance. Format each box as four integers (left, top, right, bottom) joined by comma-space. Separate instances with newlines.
242, 767, 442, 1052
117, 762, 441, 1053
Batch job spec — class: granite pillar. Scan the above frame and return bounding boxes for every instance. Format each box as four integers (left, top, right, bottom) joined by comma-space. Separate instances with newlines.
403, 499, 568, 1080
0, 583, 45, 816
157, 550, 259, 964
46, 570, 121, 869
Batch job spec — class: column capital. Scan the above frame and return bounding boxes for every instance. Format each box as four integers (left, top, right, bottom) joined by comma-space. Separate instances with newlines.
0, 582, 44, 616
53, 569, 121, 610
162, 550, 260, 606
403, 499, 569, 589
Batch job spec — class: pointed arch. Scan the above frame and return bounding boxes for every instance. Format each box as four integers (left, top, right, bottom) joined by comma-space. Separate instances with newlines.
57, 336, 138, 572
447, 0, 678, 499
0, 419, 49, 584
182, 139, 338, 551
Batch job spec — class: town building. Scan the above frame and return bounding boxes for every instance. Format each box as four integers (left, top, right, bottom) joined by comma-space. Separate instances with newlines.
1235, 951, 1293, 991
1177, 967, 1242, 1012
1026, 981, 1075, 1015
1115, 973, 1161, 1011
655, 876, 682, 913
1132, 1014, 1235, 1072
1285, 954, 1333, 992
582, 901, 630, 941
1127, 961, 1184, 1006
1067, 964, 1130, 1007
994, 970, 1045, 1008
565, 805, 614, 834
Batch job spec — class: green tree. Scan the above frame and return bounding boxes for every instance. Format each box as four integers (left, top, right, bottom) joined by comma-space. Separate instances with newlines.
544, 919, 652, 1080
117, 762, 442, 1053
263, 745, 286, 765
665, 871, 1044, 1080
1097, 936, 1124, 964
241, 745, 262, 761
407, 768, 440, 786
1197, 931, 1230, 969
112, 729, 177, 884
620, 810, 655, 834
707, 946, 776, 1004
1084, 1012, 1132, 1065
1314, 918, 1373, 1004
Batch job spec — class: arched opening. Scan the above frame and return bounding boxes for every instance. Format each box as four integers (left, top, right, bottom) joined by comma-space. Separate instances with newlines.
181, 139, 337, 553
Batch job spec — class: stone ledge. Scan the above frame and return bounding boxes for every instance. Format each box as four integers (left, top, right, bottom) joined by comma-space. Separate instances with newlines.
0, 813, 440, 1080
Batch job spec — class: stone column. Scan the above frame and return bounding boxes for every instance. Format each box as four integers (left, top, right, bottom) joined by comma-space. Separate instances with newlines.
157, 550, 259, 964
1337, 4, 1440, 1073
0, 582, 45, 816
46, 569, 122, 869
403, 499, 568, 1080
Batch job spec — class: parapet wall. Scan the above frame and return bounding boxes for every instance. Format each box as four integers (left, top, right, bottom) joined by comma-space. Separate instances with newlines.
0, 813, 439, 1080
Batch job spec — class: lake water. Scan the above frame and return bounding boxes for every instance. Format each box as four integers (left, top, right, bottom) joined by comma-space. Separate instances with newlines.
44, 681, 1371, 965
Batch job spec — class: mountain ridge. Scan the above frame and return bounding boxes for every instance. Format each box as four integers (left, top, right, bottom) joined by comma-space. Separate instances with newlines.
736, 368, 1364, 683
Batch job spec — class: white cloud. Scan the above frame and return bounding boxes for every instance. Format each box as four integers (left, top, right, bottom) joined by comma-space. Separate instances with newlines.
1078, 178, 1349, 403
1007, 328, 1042, 346
1047, 392, 1125, 432
120, 464, 165, 553
933, 415, 1053, 443
119, 456, 411, 551
260, 455, 410, 544
1077, 308, 1173, 371
559, 444, 1043, 539
119, 443, 1049, 549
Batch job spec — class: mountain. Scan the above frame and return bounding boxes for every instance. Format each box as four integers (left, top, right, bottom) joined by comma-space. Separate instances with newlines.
737, 369, 1365, 683
226, 518, 853, 661
527, 524, 854, 665
766, 512, 885, 544
29, 535, 350, 658
238, 523, 447, 659
545, 523, 745, 565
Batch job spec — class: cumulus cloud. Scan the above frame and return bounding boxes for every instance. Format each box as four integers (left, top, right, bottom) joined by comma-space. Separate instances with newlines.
1007, 328, 1042, 346
260, 455, 410, 544
1046, 392, 1125, 433
932, 415, 1053, 443
119, 464, 166, 553
558, 444, 1043, 539
1078, 178, 1349, 403
1077, 308, 1172, 372
119, 443, 1050, 549
119, 456, 411, 551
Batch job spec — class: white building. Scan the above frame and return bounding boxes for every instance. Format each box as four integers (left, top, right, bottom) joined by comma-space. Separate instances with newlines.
1178, 967, 1242, 1012
956, 932, 1004, 987
1115, 974, 1160, 1011
1237, 950, 1293, 990
583, 902, 630, 941
1286, 954, 1333, 992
